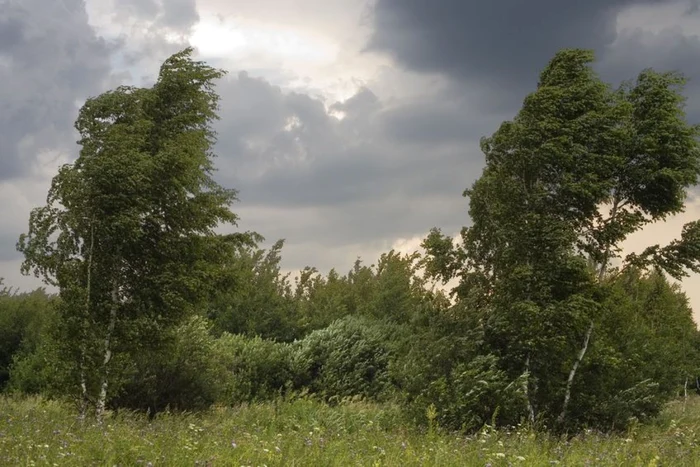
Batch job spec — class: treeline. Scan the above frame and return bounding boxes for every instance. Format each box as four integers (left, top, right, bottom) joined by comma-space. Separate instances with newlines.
2, 47, 700, 435
2, 253, 698, 432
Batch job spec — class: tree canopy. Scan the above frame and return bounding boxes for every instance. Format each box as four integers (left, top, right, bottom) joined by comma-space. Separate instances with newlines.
423, 48, 700, 429
16, 47, 249, 420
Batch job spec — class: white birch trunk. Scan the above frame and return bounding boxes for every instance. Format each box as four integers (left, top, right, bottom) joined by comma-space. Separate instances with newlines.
523, 355, 535, 424
78, 221, 95, 421
557, 321, 593, 425
78, 359, 88, 421
557, 195, 619, 425
95, 283, 118, 423
598, 196, 620, 281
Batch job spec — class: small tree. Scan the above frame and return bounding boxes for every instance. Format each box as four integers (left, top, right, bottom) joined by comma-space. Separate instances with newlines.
17, 48, 246, 421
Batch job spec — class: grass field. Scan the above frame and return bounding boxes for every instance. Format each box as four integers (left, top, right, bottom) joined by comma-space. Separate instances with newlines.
2, 395, 700, 466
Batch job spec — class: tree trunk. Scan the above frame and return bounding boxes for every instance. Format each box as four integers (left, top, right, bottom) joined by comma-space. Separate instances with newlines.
95, 282, 118, 423
523, 354, 536, 424
78, 359, 88, 421
78, 220, 95, 421
557, 321, 593, 426
598, 196, 620, 281
556, 195, 618, 425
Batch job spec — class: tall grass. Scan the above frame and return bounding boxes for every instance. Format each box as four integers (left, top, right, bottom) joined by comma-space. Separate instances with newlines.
2, 395, 700, 465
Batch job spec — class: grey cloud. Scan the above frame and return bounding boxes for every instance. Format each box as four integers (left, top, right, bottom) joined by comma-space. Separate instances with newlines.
330, 87, 380, 115
378, 93, 507, 145
208, 71, 482, 259
597, 28, 700, 121
366, 0, 691, 112
105, 0, 200, 86
0, 0, 113, 180
116, 0, 199, 32
368, 1, 634, 81
158, 0, 199, 31
0, 236, 18, 262
213, 72, 482, 211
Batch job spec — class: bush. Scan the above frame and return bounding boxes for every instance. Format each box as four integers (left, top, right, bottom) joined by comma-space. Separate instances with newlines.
214, 333, 300, 404
111, 315, 223, 414
7, 330, 70, 397
295, 315, 391, 401
0, 288, 56, 390
416, 355, 528, 432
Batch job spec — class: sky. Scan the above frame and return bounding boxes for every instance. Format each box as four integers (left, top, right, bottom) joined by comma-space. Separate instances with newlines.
3, 0, 700, 320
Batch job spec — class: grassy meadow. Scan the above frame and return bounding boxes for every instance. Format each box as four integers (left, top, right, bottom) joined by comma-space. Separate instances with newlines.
2, 395, 700, 466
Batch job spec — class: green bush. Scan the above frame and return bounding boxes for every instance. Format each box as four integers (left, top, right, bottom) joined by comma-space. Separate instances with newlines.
111, 315, 223, 414
296, 315, 391, 401
0, 288, 56, 390
7, 329, 70, 397
416, 355, 528, 432
214, 333, 300, 404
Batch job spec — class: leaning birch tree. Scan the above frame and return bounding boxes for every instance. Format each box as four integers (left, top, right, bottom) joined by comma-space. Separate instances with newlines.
422, 48, 700, 431
17, 48, 242, 421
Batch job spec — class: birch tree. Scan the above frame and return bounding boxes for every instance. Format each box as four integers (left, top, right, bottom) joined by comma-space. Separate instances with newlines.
423, 48, 700, 430
17, 48, 244, 421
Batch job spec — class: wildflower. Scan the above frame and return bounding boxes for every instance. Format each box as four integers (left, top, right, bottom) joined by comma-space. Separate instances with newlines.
275, 446, 281, 453
231, 440, 238, 449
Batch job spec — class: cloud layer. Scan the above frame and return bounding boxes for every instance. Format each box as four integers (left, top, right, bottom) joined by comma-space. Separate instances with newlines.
0, 0, 113, 181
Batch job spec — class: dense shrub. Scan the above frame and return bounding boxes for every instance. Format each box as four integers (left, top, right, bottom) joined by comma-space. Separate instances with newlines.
111, 315, 223, 414
214, 333, 300, 404
391, 310, 529, 432
416, 355, 528, 432
0, 288, 56, 390
296, 315, 391, 401
7, 329, 70, 397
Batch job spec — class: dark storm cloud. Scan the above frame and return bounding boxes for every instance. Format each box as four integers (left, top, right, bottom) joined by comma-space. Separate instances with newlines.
366, 0, 690, 110
597, 28, 700, 121
0, 0, 113, 180
368, 1, 632, 79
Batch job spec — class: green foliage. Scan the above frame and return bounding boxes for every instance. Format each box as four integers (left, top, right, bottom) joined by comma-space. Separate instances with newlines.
214, 333, 300, 404
0, 287, 56, 390
111, 316, 223, 414
418, 355, 528, 432
296, 316, 392, 401
390, 304, 529, 432
208, 239, 299, 342
6, 321, 70, 398
293, 251, 448, 334
16, 47, 251, 416
422, 48, 700, 432
560, 269, 700, 431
